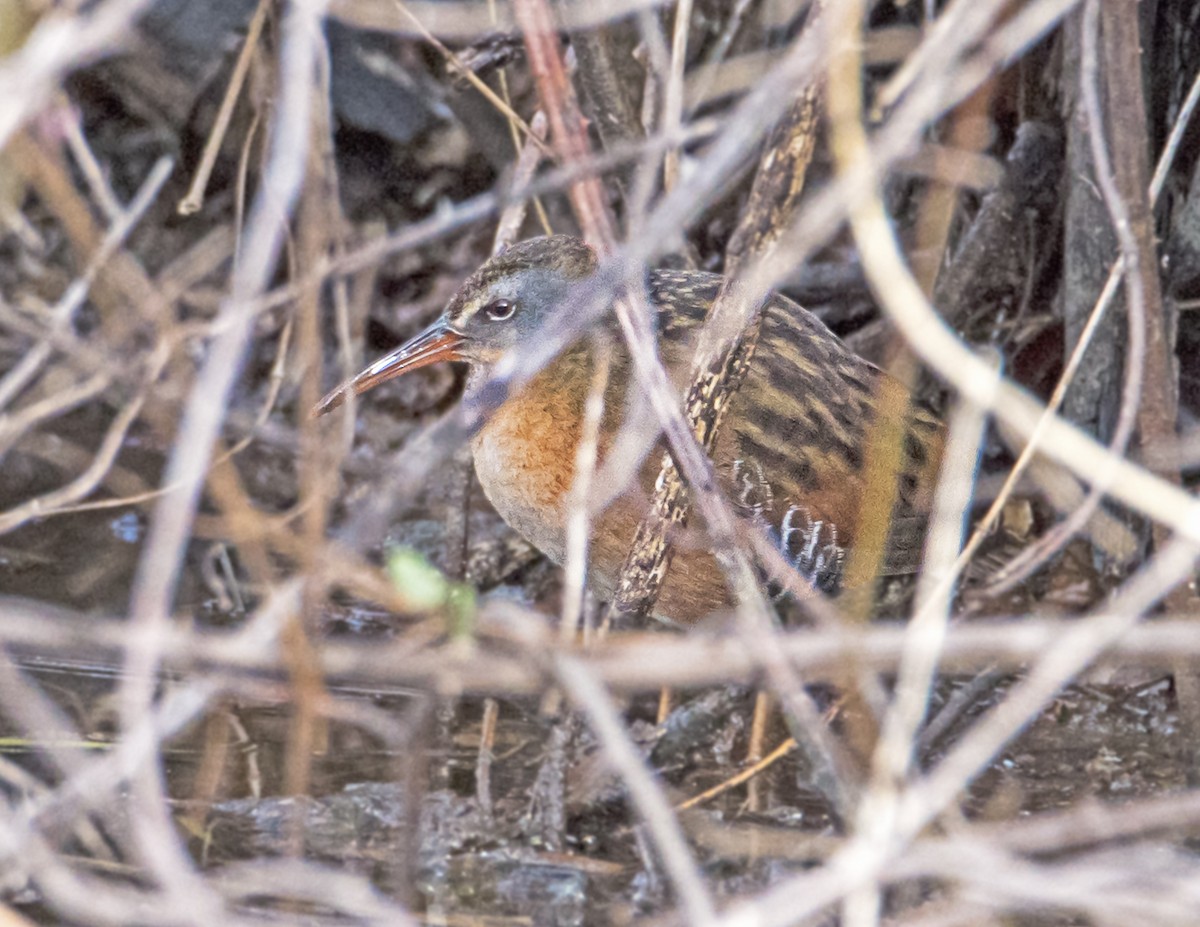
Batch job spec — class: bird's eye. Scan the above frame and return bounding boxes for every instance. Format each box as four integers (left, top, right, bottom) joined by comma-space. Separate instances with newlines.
484, 298, 516, 321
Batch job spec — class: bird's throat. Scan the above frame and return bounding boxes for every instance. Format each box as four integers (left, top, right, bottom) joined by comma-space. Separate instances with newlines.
469, 347, 601, 566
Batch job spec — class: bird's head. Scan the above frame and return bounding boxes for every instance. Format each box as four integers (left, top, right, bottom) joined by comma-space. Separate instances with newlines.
313, 235, 597, 416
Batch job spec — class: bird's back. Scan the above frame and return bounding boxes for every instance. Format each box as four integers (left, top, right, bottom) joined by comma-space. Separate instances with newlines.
645, 269, 945, 597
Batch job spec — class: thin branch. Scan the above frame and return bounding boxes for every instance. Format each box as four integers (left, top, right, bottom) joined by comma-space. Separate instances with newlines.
554, 654, 719, 927
120, 2, 332, 920
177, 0, 272, 215
0, 156, 172, 412
660, 0, 693, 192
0, 346, 165, 535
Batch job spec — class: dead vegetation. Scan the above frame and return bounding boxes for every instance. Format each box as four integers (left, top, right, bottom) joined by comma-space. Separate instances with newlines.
3, 0, 1200, 924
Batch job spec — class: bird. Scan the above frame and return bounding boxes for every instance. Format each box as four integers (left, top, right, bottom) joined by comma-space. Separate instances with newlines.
315, 235, 945, 625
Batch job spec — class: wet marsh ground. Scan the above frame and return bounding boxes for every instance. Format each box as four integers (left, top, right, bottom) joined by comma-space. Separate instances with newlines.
5, 1, 1200, 925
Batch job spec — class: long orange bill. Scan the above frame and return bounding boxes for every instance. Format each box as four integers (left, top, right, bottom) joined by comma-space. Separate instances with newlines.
312, 320, 465, 418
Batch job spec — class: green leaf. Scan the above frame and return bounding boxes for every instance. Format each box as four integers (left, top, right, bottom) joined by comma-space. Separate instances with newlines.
384, 546, 477, 639
385, 547, 450, 611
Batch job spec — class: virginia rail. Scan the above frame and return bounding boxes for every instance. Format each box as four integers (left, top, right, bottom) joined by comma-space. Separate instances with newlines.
316, 235, 944, 624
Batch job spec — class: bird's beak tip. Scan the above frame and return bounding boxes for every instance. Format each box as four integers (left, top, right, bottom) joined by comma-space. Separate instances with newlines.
311, 388, 345, 419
